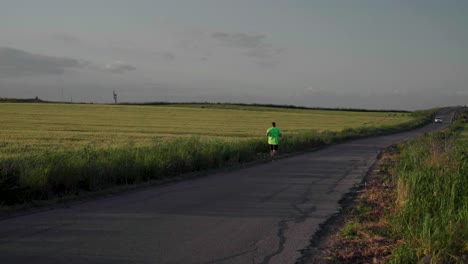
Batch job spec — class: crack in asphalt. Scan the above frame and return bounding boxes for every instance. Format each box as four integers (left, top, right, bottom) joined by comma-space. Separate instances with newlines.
259, 184, 293, 203
251, 241, 259, 264
258, 183, 318, 264
299, 184, 312, 204
292, 204, 317, 224
259, 219, 289, 264
326, 160, 361, 194
293, 184, 317, 223
197, 240, 261, 264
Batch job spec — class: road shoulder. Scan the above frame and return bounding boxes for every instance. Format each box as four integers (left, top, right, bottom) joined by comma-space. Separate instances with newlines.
298, 147, 398, 263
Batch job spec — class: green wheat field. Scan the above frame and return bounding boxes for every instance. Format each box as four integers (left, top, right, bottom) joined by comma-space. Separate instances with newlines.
0, 103, 413, 157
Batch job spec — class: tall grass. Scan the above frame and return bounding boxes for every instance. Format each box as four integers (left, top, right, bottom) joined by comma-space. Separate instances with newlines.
0, 138, 264, 202
389, 113, 468, 263
0, 107, 436, 206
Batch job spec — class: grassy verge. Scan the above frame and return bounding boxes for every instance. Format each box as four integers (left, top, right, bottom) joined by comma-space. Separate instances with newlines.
0, 108, 435, 206
316, 110, 467, 263
389, 112, 468, 263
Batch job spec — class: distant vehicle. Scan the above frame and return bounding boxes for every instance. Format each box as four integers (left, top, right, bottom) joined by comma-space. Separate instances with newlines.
434, 117, 443, 123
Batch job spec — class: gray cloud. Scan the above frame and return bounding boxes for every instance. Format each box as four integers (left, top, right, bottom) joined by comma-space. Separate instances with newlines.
48, 34, 82, 45
243, 48, 272, 59
104, 61, 136, 74
211, 32, 265, 48
210, 32, 283, 65
0, 47, 86, 78
161, 52, 176, 61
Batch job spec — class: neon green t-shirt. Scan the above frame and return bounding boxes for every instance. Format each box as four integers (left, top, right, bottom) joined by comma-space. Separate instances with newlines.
267, 127, 281, 145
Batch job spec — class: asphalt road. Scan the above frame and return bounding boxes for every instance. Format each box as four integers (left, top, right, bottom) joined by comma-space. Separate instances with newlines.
0, 108, 458, 264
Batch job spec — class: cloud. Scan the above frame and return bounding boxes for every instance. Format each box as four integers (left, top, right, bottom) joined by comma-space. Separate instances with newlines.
305, 86, 325, 92
161, 52, 176, 61
210, 32, 284, 66
0, 47, 86, 78
48, 34, 82, 45
303, 86, 333, 96
211, 32, 266, 49
243, 48, 271, 59
104, 60, 136, 74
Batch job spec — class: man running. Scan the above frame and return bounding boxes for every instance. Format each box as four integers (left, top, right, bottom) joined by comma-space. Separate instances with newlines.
266, 122, 282, 159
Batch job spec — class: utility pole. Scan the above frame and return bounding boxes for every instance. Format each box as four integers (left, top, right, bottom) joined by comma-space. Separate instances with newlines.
113, 91, 118, 104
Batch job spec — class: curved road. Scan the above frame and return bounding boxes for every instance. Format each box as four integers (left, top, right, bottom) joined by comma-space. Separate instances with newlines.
0, 108, 459, 264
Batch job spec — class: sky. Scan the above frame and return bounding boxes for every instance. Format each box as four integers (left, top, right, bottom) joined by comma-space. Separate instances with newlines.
0, 0, 467, 110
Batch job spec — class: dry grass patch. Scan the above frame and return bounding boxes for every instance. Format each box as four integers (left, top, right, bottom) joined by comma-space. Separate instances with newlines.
318, 149, 400, 264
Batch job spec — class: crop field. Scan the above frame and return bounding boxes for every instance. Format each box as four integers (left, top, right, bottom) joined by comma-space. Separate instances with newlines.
0, 103, 412, 157
0, 103, 433, 205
